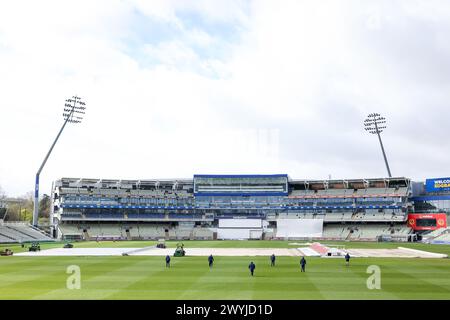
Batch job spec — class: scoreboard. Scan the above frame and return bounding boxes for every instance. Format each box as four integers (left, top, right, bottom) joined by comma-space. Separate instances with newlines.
407, 213, 447, 231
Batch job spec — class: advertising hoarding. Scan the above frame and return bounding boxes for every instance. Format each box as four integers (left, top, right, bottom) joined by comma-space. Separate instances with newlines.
425, 178, 450, 193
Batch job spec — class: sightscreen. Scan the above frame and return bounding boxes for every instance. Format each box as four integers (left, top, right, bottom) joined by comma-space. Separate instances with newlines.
218, 219, 262, 228
217, 228, 263, 240
276, 219, 323, 238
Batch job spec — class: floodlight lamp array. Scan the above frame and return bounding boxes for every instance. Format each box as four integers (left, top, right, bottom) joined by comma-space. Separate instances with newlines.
364, 113, 387, 134
63, 96, 86, 124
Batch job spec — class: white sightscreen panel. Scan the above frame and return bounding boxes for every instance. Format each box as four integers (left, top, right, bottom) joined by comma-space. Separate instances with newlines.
217, 228, 250, 240
218, 219, 262, 228
276, 219, 323, 238
249, 230, 263, 239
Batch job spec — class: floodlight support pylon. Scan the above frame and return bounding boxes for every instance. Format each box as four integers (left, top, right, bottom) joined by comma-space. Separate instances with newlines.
375, 121, 392, 178
33, 97, 82, 226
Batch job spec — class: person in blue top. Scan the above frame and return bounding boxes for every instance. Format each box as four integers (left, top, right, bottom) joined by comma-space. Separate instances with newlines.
270, 254, 276, 267
165, 255, 171, 268
345, 253, 351, 266
300, 256, 306, 272
208, 254, 214, 269
248, 261, 256, 276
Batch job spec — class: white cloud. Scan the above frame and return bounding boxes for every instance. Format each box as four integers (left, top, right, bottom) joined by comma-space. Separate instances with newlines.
1, 0, 450, 197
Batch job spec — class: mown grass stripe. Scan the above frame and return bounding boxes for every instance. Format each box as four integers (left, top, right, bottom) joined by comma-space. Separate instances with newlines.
1, 241, 450, 300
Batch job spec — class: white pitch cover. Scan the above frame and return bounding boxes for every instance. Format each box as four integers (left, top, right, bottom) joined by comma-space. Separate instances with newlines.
276, 219, 323, 238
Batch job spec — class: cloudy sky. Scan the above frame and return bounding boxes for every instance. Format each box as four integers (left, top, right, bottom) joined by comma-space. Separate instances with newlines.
1, 0, 449, 197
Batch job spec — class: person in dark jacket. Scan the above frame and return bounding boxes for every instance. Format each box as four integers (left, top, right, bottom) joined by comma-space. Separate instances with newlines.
249, 261, 256, 276
270, 254, 276, 267
300, 256, 306, 272
165, 255, 171, 268
345, 253, 351, 266
208, 254, 214, 269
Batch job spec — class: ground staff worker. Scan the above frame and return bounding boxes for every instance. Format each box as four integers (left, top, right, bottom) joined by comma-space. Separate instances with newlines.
300, 256, 306, 272
249, 261, 256, 276
345, 253, 351, 266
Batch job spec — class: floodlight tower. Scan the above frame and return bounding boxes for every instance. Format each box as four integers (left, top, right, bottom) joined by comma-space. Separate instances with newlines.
364, 113, 392, 178
33, 96, 86, 226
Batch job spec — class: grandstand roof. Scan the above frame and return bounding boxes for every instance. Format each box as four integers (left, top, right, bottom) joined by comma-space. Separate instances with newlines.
56, 176, 410, 190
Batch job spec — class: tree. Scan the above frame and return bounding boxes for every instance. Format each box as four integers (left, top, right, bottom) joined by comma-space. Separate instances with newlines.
0, 189, 51, 223
0, 185, 6, 206
39, 194, 51, 219
2, 191, 32, 222
24, 191, 34, 211
4, 201, 28, 222
0, 185, 6, 220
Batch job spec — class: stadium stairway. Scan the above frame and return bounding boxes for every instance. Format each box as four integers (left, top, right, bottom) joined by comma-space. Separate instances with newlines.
435, 233, 450, 242
345, 231, 352, 240
424, 227, 450, 240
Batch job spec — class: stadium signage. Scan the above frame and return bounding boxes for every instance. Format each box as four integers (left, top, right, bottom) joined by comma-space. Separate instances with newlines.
425, 178, 450, 192
407, 213, 447, 231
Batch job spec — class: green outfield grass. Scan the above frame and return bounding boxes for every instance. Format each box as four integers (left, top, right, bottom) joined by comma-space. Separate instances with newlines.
1, 241, 450, 300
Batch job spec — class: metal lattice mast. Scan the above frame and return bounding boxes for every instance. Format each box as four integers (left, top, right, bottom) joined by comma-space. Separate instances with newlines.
364, 113, 392, 178
33, 96, 86, 226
